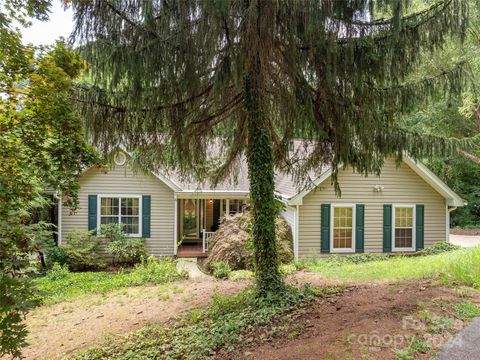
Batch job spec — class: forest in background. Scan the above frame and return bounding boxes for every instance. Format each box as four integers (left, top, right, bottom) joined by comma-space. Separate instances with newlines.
400, 0, 480, 227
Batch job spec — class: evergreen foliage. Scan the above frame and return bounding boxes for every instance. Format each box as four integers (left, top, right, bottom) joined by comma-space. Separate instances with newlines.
62, 230, 104, 271
400, 0, 480, 227
71, 0, 471, 294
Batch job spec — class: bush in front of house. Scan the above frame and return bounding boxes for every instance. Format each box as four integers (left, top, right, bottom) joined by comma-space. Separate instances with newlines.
61, 229, 104, 271
45, 241, 68, 268
45, 263, 70, 281
204, 211, 294, 272
419, 241, 461, 256
101, 224, 147, 265
211, 260, 231, 279
130, 256, 187, 284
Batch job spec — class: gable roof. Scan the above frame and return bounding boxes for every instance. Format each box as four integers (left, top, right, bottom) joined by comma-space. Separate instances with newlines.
287, 156, 465, 207
97, 146, 464, 207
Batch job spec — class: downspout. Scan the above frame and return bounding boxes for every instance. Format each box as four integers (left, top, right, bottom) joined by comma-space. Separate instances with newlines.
53, 191, 62, 245
174, 195, 178, 256
295, 205, 300, 261
446, 205, 458, 243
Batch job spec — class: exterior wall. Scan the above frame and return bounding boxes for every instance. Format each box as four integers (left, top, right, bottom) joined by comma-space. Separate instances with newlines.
279, 205, 298, 259
298, 158, 447, 258
279, 206, 295, 233
61, 164, 175, 257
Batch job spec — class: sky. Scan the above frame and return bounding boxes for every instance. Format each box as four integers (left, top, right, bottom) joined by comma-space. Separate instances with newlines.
21, 1, 74, 46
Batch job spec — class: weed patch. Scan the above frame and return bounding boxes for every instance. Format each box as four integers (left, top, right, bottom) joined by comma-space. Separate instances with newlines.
34, 257, 186, 304
305, 247, 480, 288
453, 301, 480, 320
72, 285, 343, 360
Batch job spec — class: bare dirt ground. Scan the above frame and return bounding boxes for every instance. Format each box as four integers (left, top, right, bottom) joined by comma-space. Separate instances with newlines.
221, 279, 480, 360
450, 229, 480, 236
21, 279, 248, 360
16, 271, 480, 360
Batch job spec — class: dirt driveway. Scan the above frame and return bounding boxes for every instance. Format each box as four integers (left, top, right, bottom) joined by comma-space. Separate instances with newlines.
21, 279, 247, 360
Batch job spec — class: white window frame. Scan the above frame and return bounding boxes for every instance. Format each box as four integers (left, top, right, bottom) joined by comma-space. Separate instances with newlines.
97, 194, 142, 237
330, 203, 356, 253
392, 204, 416, 252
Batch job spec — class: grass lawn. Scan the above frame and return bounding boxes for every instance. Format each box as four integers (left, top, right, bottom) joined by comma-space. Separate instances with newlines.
34, 257, 186, 304
303, 247, 480, 288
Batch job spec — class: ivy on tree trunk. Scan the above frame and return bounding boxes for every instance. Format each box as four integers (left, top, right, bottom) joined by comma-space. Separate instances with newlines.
244, 59, 283, 294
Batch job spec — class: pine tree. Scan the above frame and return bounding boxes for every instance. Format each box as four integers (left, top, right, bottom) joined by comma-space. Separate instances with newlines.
71, 0, 469, 295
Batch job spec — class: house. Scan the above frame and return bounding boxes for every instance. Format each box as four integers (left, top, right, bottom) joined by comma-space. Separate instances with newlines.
58, 148, 464, 260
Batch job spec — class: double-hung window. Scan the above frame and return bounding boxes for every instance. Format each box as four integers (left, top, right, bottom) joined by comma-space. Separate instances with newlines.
331, 204, 355, 252
99, 195, 141, 236
392, 205, 415, 251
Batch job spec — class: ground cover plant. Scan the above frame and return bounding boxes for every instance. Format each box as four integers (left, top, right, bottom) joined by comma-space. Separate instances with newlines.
70, 285, 343, 360
304, 247, 480, 288
34, 257, 186, 304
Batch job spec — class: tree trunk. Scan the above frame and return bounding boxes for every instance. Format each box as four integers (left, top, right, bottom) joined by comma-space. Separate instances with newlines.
244, 58, 283, 295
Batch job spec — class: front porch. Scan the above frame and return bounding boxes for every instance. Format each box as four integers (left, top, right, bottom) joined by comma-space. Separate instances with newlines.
175, 197, 248, 258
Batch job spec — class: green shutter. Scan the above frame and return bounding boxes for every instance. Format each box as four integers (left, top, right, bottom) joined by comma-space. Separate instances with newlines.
355, 204, 365, 253
142, 195, 151, 238
321, 204, 330, 253
383, 204, 392, 252
88, 195, 97, 232
416, 204, 424, 250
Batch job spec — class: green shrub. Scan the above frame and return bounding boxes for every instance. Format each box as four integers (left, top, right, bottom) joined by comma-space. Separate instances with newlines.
211, 260, 231, 279
419, 241, 461, 256
101, 224, 147, 265
45, 263, 70, 281
130, 256, 187, 284
61, 230, 103, 271
280, 263, 297, 275
228, 270, 254, 281
307, 253, 387, 270
45, 244, 68, 268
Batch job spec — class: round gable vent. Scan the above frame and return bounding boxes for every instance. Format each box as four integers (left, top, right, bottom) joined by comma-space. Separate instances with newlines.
114, 152, 127, 166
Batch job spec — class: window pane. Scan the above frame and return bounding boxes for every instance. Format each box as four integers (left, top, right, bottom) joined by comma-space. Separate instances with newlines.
395, 228, 412, 248
333, 228, 352, 249
121, 197, 139, 216
101, 198, 119, 215
332, 207, 353, 249
100, 216, 119, 225
395, 207, 413, 228
121, 216, 139, 235
405, 208, 413, 227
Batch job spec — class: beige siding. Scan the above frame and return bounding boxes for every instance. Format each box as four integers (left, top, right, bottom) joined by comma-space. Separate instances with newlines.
298, 158, 447, 258
61, 164, 175, 257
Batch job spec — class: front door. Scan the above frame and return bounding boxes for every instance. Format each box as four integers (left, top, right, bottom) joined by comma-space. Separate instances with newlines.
182, 199, 199, 239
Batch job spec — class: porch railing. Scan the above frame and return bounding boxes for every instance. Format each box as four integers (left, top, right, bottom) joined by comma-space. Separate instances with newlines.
202, 229, 215, 253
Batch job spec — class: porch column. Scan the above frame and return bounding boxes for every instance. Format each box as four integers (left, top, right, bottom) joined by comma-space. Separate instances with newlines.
174, 197, 178, 255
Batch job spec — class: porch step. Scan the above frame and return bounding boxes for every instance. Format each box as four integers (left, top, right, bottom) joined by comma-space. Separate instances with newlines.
177, 243, 208, 258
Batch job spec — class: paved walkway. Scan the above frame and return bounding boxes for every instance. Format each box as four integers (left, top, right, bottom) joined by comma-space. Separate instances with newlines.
449, 234, 480, 248
435, 317, 480, 360
176, 258, 211, 280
